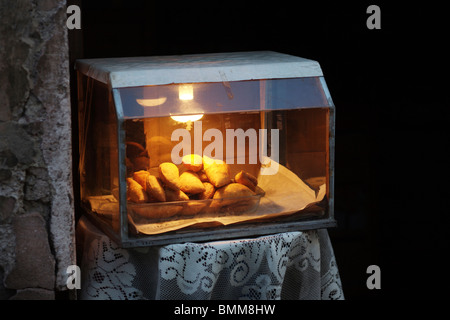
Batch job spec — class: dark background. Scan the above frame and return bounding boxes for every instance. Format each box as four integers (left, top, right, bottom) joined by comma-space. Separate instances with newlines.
68, 0, 448, 299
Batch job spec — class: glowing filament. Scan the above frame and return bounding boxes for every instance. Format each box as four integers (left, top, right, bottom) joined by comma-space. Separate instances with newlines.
179, 84, 194, 101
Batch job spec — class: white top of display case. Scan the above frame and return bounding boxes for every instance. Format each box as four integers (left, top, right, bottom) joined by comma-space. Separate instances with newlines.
75, 51, 323, 88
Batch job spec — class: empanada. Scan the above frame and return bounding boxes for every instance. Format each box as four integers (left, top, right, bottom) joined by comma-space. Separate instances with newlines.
212, 183, 255, 212
179, 171, 206, 194
165, 188, 189, 202
202, 156, 231, 188
146, 175, 166, 202
235, 170, 258, 192
127, 177, 148, 203
182, 154, 203, 172
213, 183, 255, 200
159, 162, 180, 190
197, 171, 209, 182
198, 182, 215, 200
133, 170, 150, 190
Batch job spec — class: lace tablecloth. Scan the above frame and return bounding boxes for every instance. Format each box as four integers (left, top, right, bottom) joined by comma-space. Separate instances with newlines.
76, 216, 344, 300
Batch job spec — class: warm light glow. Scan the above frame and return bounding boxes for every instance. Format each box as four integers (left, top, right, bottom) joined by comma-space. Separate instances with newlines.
179, 84, 194, 100
136, 97, 167, 107
170, 114, 203, 123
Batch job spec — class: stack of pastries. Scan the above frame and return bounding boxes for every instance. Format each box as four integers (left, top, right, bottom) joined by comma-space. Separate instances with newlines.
126, 154, 259, 219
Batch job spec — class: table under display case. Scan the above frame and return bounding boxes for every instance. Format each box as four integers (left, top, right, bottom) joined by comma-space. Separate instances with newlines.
75, 51, 336, 248
76, 215, 344, 300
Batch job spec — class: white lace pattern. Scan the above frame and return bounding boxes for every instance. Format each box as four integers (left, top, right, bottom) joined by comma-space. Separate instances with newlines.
77, 217, 343, 300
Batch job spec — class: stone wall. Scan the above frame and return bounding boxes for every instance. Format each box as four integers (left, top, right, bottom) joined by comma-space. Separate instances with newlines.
0, 0, 75, 299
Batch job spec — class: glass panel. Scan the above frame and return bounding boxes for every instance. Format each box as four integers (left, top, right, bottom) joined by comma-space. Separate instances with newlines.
123, 108, 329, 234
118, 77, 329, 119
79, 78, 119, 230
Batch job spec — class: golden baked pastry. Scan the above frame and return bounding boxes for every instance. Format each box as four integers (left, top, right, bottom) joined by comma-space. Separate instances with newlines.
127, 177, 149, 203
179, 171, 206, 194
165, 188, 189, 202
159, 162, 180, 190
213, 183, 255, 199
235, 170, 258, 192
212, 183, 255, 212
146, 175, 166, 202
197, 171, 209, 182
202, 156, 231, 188
133, 170, 150, 190
198, 182, 215, 200
182, 154, 203, 172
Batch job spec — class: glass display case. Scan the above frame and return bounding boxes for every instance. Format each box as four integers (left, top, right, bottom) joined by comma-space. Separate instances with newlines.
76, 51, 336, 247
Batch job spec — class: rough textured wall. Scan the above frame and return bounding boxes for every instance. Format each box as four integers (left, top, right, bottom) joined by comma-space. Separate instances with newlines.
0, 0, 74, 299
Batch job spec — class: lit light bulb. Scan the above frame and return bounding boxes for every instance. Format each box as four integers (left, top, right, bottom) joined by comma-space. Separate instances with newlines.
179, 84, 194, 101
